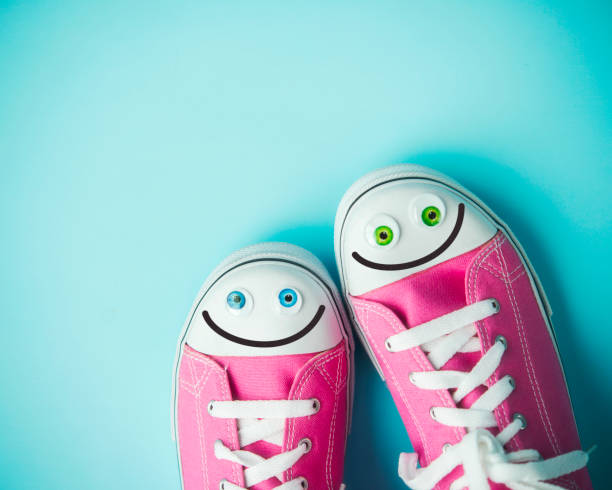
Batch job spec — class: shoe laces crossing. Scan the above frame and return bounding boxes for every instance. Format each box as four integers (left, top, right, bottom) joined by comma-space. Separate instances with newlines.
385, 299, 589, 490
209, 398, 318, 489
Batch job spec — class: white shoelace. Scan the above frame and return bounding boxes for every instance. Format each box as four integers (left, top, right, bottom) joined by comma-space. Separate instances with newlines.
385, 299, 589, 490
209, 398, 318, 489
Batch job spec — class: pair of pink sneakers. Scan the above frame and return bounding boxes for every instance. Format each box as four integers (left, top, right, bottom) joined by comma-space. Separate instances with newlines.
172, 165, 592, 490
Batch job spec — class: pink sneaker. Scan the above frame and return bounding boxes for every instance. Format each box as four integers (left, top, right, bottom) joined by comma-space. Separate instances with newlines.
172, 242, 354, 490
334, 165, 592, 489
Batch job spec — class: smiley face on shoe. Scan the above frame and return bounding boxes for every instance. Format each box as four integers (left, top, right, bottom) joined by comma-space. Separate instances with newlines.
186, 261, 342, 356
340, 180, 497, 295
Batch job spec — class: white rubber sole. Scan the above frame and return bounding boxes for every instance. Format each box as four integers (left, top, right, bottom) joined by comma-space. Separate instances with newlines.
334, 163, 560, 381
170, 242, 355, 488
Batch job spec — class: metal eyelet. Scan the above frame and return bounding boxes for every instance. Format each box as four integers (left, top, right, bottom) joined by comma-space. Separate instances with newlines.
513, 413, 528, 430
429, 407, 437, 420
299, 438, 312, 453
299, 477, 309, 489
207, 400, 215, 414
385, 339, 393, 352
442, 443, 452, 453
506, 375, 515, 389
311, 398, 320, 413
490, 299, 500, 312
408, 372, 417, 385
495, 335, 507, 350
219, 479, 228, 489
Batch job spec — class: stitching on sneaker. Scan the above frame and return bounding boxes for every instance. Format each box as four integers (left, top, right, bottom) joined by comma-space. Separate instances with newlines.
468, 234, 520, 451
359, 304, 432, 460
325, 355, 342, 490
497, 241, 561, 455
286, 346, 345, 481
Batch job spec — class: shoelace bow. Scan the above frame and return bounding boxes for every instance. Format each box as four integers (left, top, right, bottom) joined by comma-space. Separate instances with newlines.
384, 299, 589, 490
209, 398, 318, 489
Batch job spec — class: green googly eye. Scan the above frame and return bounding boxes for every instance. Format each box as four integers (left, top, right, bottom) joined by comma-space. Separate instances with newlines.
374, 225, 394, 245
366, 214, 400, 248
421, 206, 441, 226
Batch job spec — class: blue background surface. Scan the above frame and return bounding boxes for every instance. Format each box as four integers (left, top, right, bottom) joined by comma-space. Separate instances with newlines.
1, 1, 610, 488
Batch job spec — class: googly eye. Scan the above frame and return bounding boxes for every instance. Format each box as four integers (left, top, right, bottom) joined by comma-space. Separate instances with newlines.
365, 214, 400, 248
277, 287, 302, 314
279, 288, 298, 307
225, 289, 253, 315
227, 291, 245, 309
422, 206, 441, 226
411, 193, 446, 228
374, 225, 393, 245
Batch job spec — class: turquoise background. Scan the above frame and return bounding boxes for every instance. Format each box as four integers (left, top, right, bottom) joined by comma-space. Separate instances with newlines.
1, 1, 610, 488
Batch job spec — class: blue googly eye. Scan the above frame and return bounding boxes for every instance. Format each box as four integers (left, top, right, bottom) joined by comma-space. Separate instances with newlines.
278, 288, 298, 308
227, 291, 246, 310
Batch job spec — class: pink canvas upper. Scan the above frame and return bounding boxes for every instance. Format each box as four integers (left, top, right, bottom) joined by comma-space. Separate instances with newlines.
350, 231, 591, 490
177, 341, 350, 490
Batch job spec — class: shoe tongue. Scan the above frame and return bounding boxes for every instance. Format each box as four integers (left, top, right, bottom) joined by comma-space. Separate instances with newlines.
209, 351, 318, 489
359, 241, 491, 408
210, 351, 316, 401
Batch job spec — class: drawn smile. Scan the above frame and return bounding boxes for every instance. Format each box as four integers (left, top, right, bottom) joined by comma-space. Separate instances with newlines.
352, 203, 465, 271
202, 305, 326, 347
